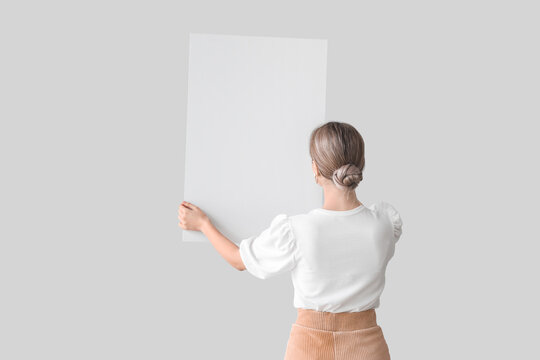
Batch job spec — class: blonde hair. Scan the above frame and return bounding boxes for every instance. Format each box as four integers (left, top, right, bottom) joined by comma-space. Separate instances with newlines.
309, 121, 365, 192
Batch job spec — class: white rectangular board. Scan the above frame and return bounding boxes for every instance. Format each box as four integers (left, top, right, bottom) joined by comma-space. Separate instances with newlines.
183, 33, 328, 242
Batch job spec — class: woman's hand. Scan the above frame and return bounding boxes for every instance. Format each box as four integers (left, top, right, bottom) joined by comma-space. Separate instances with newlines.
178, 201, 210, 232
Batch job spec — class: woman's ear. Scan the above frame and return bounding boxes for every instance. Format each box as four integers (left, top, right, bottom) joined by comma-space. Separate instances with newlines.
312, 160, 319, 176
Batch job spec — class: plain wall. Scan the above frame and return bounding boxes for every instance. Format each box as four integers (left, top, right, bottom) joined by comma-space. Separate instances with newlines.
1, 1, 539, 359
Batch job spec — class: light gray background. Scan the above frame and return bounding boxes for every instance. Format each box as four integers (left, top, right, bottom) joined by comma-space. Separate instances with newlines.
183, 33, 327, 242
1, 1, 539, 359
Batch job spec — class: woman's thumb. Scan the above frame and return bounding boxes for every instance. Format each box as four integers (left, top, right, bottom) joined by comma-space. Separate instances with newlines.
183, 201, 195, 209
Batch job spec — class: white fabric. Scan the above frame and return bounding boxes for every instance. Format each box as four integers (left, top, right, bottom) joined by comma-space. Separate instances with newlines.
238, 201, 403, 313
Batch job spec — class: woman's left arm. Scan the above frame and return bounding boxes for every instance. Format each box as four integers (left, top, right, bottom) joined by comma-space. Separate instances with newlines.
178, 201, 246, 271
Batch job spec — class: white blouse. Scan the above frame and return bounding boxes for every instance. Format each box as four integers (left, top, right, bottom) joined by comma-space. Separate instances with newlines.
239, 201, 403, 313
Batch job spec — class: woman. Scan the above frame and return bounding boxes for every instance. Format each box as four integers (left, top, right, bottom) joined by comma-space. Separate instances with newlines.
178, 121, 403, 360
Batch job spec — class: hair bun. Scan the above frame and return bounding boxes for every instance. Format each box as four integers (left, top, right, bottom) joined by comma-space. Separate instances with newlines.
332, 163, 363, 191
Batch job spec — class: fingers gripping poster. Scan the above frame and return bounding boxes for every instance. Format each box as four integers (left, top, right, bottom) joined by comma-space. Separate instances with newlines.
183, 33, 328, 242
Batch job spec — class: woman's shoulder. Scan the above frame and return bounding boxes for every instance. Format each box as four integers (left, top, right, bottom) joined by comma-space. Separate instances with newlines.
287, 211, 320, 233
367, 200, 399, 214
287, 201, 403, 243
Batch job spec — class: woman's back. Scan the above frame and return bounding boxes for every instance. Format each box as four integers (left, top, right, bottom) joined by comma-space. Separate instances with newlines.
239, 200, 403, 313
290, 201, 402, 313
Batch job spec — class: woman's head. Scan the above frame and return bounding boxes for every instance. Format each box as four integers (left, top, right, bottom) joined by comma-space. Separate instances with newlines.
309, 121, 365, 192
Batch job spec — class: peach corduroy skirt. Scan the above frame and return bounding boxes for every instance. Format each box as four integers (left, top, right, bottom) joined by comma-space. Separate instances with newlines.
284, 308, 391, 360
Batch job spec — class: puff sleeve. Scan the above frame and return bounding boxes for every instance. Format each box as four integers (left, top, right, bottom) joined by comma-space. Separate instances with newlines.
238, 214, 298, 280
384, 202, 403, 243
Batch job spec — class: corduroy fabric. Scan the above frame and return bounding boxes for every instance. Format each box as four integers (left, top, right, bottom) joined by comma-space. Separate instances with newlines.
284, 308, 391, 360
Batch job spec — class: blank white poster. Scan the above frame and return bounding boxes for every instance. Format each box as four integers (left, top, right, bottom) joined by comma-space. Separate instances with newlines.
183, 33, 328, 242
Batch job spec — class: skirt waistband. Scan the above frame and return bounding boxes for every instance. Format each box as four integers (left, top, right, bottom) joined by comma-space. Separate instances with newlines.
295, 308, 378, 331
